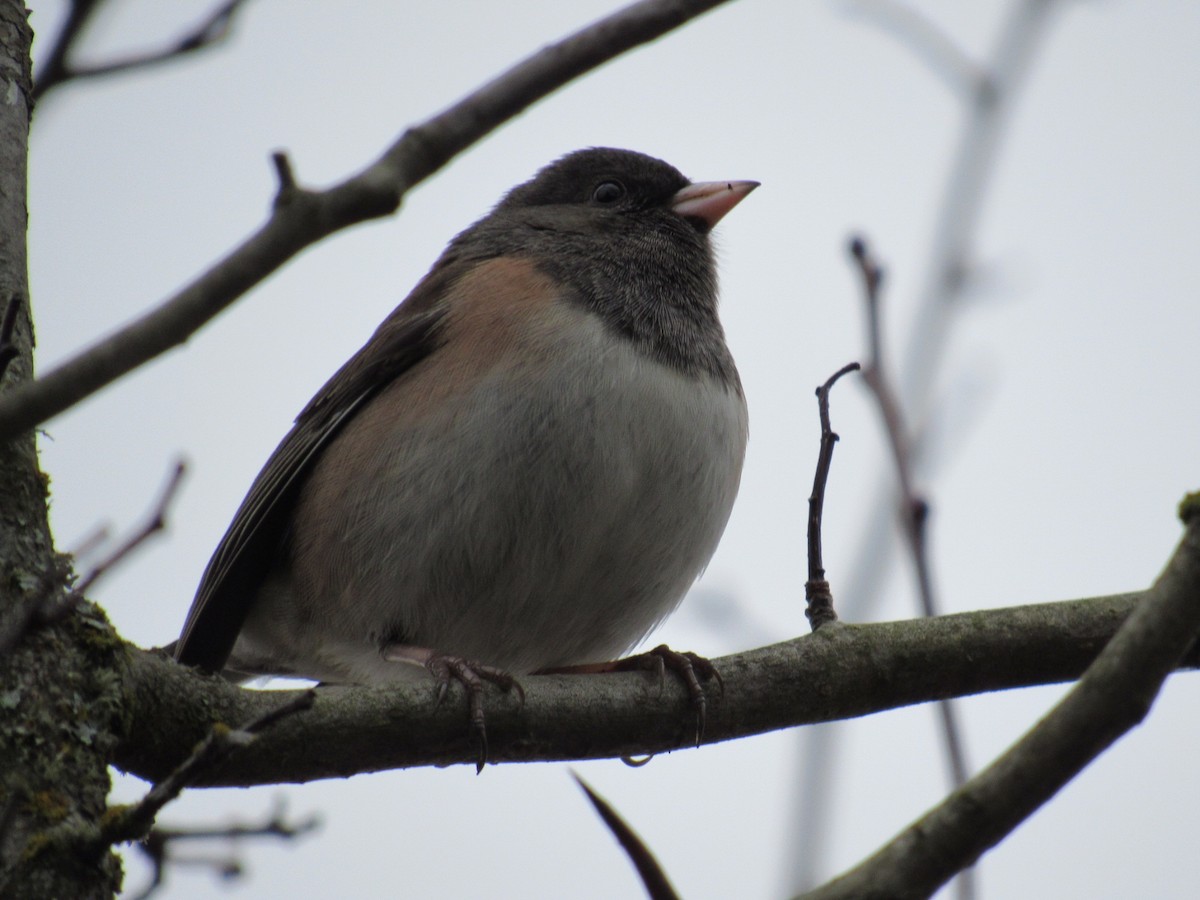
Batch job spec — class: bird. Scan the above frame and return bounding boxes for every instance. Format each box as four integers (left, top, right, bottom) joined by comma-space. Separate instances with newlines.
173, 147, 756, 762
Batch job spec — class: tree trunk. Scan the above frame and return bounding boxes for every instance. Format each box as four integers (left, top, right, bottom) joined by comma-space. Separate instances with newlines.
0, 4, 123, 896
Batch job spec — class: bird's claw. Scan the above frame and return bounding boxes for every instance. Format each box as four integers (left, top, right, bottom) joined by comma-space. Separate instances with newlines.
424, 654, 523, 773
615, 644, 721, 745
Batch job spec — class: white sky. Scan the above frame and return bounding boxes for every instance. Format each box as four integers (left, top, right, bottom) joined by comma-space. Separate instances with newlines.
25, 1, 1200, 898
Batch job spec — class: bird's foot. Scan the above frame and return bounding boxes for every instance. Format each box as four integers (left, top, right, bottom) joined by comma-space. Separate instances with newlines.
382, 644, 524, 773
541, 644, 722, 745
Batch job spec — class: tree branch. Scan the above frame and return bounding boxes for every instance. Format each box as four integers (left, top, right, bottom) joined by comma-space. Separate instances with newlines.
28, 0, 104, 103
803, 498, 1200, 899
0, 0, 734, 440
114, 590, 1199, 787
96, 691, 315, 850
850, 234, 972, 805
33, 0, 254, 102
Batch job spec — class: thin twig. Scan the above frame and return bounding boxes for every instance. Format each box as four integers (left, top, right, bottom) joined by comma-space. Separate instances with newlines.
805, 362, 860, 630
73, 459, 187, 596
573, 774, 680, 900
0, 0, 735, 440
0, 460, 185, 658
803, 500, 1200, 898
270, 150, 298, 202
33, 0, 254, 102
850, 237, 933, 618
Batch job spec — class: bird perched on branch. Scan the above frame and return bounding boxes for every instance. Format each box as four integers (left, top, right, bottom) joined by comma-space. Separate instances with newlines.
173, 148, 757, 765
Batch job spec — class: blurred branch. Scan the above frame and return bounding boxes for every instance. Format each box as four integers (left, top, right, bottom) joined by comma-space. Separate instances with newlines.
803, 500, 1200, 899
574, 774, 680, 900
28, 0, 103, 101
903, 0, 1058, 376
72, 458, 187, 596
32, 0, 254, 103
0, 0, 734, 440
128, 799, 319, 900
850, 237, 925, 608
841, 0, 989, 98
114, 587, 1199, 786
790, 2, 1062, 887
850, 235, 971, 788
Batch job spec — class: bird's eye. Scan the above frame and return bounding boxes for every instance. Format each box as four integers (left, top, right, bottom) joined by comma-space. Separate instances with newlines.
591, 181, 625, 204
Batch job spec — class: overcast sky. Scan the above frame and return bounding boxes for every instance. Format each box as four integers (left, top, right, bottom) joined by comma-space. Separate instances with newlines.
26, 2, 1200, 898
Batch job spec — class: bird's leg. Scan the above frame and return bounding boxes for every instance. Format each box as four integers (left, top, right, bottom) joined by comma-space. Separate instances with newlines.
381, 644, 524, 773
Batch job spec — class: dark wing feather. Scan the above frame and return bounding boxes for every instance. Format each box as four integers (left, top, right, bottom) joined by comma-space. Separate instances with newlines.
174, 268, 459, 672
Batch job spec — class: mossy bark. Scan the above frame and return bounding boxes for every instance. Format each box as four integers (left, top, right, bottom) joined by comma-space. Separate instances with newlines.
0, 4, 124, 896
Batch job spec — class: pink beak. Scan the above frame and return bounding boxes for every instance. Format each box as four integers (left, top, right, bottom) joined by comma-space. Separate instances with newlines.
671, 179, 759, 231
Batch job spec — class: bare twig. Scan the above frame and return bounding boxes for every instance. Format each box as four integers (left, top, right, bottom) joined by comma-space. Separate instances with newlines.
270, 150, 298, 200
0, 0, 735, 440
850, 233, 973, 897
73, 458, 187, 596
789, 4, 1062, 888
805, 362, 860, 631
0, 460, 185, 658
0, 293, 20, 381
573, 774, 680, 900
850, 238, 929, 608
803, 499, 1200, 899
33, 0, 254, 102
128, 800, 319, 900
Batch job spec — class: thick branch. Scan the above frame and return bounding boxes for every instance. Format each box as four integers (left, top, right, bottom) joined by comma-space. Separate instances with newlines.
114, 592, 1199, 787
95, 691, 315, 849
0, 0, 733, 439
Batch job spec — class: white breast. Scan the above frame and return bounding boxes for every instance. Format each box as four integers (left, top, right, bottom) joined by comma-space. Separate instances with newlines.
236, 305, 748, 682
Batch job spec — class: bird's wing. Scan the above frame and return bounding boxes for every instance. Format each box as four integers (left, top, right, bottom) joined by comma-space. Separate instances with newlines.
173, 263, 461, 672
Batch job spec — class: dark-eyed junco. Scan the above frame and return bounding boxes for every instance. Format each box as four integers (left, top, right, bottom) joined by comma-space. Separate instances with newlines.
175, 148, 756, 746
